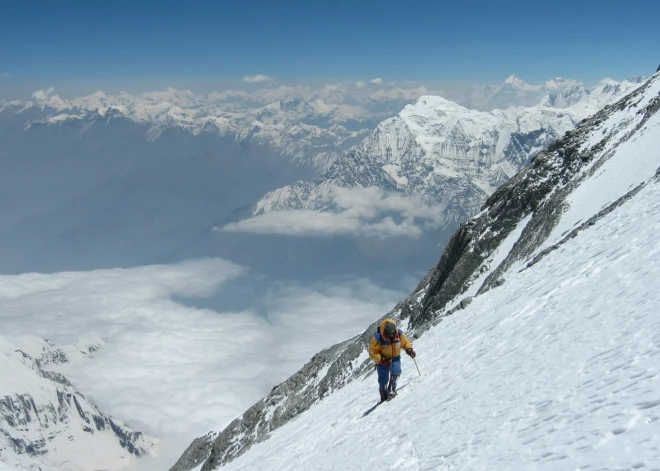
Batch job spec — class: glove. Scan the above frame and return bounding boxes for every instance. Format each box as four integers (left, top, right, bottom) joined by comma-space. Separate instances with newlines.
406, 348, 416, 358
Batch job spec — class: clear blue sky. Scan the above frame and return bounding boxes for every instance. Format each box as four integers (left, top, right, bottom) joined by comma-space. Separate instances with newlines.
1, 0, 658, 85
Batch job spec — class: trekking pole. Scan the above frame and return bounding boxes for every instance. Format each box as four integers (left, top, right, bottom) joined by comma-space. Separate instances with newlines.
412, 357, 421, 376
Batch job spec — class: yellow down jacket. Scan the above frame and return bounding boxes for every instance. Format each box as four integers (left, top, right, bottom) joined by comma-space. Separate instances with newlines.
368, 318, 412, 364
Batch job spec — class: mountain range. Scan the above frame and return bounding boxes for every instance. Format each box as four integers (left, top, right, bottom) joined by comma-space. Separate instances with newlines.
219, 76, 643, 246
0, 70, 656, 471
2, 75, 643, 173
170, 68, 660, 471
0, 74, 643, 276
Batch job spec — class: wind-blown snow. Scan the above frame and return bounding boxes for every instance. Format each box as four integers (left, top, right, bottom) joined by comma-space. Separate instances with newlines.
216, 170, 660, 470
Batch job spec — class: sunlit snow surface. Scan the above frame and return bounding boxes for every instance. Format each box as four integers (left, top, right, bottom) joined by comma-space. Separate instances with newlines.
218, 178, 660, 470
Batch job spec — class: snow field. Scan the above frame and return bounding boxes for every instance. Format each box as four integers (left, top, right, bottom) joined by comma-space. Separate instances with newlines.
0, 335, 155, 471
218, 173, 660, 471
540, 77, 660, 253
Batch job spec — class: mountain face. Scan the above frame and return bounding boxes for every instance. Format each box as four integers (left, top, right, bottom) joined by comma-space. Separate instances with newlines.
170, 71, 660, 471
225, 78, 642, 233
0, 335, 156, 471
224, 101, 569, 232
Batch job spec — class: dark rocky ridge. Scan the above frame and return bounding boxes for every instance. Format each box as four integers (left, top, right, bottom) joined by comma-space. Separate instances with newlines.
1, 339, 154, 465
418, 73, 660, 328
170, 71, 660, 471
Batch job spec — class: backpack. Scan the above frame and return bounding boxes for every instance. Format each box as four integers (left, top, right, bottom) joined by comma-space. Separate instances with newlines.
374, 326, 401, 344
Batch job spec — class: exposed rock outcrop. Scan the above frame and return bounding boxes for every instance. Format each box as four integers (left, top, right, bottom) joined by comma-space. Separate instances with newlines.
0, 335, 156, 471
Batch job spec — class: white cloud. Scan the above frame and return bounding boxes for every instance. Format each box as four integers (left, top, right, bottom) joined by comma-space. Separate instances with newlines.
221, 186, 446, 239
0, 258, 405, 470
356, 81, 367, 88
31, 86, 55, 102
370, 77, 383, 85
242, 74, 273, 83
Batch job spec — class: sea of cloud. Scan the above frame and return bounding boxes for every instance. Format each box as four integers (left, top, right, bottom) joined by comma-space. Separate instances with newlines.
221, 186, 447, 238
0, 258, 405, 469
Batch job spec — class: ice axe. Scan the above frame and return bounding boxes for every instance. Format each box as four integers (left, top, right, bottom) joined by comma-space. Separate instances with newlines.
412, 356, 421, 376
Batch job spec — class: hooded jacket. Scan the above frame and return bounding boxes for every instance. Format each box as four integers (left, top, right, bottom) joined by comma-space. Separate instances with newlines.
368, 318, 412, 364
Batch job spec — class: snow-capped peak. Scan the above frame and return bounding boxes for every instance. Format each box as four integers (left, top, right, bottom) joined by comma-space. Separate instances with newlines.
503, 74, 536, 90
229, 75, 643, 237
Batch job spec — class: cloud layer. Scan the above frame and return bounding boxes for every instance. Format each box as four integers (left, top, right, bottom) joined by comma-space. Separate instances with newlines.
222, 186, 446, 238
0, 259, 405, 469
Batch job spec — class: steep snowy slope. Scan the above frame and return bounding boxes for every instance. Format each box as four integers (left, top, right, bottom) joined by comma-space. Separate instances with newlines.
0, 335, 156, 471
215, 167, 660, 471
171, 71, 660, 471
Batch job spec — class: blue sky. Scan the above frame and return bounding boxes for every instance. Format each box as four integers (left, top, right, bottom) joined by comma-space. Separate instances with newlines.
1, 0, 658, 87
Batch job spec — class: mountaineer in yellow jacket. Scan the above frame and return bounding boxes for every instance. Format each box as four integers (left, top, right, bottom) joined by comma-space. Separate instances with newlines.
369, 318, 416, 402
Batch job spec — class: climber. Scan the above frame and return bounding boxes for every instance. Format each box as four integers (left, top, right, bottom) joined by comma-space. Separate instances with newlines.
368, 318, 416, 402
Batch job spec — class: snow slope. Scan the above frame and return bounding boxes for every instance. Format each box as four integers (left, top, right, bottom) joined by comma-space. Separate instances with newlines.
0, 335, 156, 471
217, 173, 660, 471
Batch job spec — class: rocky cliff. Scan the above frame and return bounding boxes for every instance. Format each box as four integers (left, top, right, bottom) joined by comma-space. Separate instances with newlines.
0, 335, 156, 471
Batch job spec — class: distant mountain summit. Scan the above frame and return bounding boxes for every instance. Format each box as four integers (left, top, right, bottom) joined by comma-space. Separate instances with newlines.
223, 76, 643, 236
0, 74, 644, 275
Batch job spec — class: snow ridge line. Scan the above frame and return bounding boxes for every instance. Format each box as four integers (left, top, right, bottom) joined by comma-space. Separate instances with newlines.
523, 181, 648, 271
415, 72, 660, 330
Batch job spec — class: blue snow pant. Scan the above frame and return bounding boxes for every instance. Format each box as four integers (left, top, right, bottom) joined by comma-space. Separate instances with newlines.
377, 356, 401, 398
